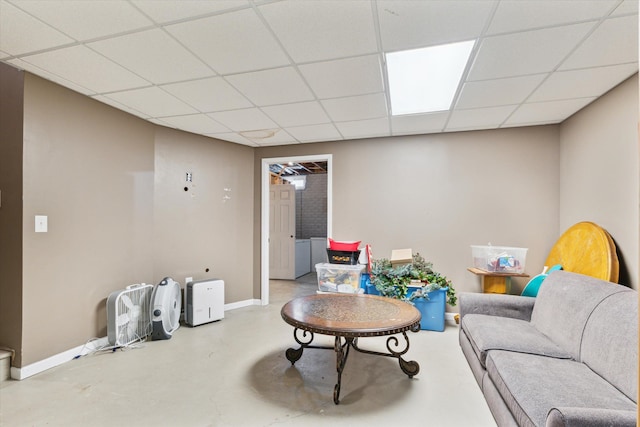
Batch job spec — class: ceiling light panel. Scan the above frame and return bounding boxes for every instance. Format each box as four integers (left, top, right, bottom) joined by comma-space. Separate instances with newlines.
321, 93, 388, 122
225, 67, 314, 106
88, 29, 213, 85
261, 101, 330, 128
387, 40, 475, 115
487, 0, 614, 35
0, 1, 73, 55
208, 108, 278, 132
259, 0, 377, 63
106, 86, 197, 117
13, 0, 153, 41
468, 22, 596, 80
161, 77, 252, 112
20, 45, 149, 93
456, 74, 547, 109
377, 0, 493, 52
131, 0, 249, 24
559, 15, 639, 70
298, 54, 384, 99
166, 8, 290, 75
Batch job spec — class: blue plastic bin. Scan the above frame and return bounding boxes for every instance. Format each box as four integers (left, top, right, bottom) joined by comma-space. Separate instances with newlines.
407, 286, 448, 332
360, 273, 371, 293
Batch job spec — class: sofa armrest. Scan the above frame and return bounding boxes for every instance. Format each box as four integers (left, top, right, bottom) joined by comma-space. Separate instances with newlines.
459, 292, 535, 322
546, 407, 637, 427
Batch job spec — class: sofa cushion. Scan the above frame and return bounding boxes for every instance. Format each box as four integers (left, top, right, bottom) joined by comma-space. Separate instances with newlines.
530, 271, 628, 360
486, 350, 637, 427
462, 314, 572, 368
580, 289, 638, 403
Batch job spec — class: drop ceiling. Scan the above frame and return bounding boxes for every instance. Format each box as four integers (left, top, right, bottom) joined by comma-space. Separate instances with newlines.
1, 0, 637, 147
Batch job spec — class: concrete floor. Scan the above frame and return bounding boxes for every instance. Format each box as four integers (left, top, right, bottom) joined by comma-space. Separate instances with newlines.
0, 274, 496, 426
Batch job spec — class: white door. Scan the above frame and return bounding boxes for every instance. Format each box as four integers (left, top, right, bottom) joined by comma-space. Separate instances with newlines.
269, 184, 296, 280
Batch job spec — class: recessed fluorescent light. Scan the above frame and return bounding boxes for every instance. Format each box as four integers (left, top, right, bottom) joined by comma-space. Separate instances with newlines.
386, 39, 476, 116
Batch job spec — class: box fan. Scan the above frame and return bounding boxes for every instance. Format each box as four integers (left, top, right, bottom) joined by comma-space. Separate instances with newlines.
106, 284, 153, 347
150, 277, 181, 340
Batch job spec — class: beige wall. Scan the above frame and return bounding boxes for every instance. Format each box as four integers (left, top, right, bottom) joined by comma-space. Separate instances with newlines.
256, 125, 562, 302
0, 62, 24, 366
153, 127, 254, 303
560, 74, 639, 288
15, 74, 255, 367
21, 74, 156, 366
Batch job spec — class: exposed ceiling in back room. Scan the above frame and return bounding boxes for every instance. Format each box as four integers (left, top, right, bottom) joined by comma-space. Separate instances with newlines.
0, 0, 637, 147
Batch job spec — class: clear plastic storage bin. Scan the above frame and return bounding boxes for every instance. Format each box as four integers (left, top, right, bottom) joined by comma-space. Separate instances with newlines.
315, 263, 365, 293
471, 245, 528, 274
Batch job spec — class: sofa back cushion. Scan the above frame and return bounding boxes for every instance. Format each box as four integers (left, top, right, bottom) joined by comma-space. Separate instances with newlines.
581, 289, 637, 403
530, 271, 627, 360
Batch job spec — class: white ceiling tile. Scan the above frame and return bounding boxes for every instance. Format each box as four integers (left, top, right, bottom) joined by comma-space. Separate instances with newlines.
259, 0, 377, 62
88, 29, 213, 85
321, 93, 388, 122
286, 124, 342, 143
225, 67, 314, 106
14, 0, 152, 41
377, 0, 495, 52
261, 102, 330, 127
132, 0, 249, 24
92, 95, 150, 118
208, 108, 277, 132
299, 55, 384, 99
206, 132, 257, 147
506, 98, 596, 125
560, 15, 639, 70
334, 118, 390, 139
487, 1, 613, 35
456, 74, 547, 109
166, 8, 290, 75
8, 58, 95, 95
468, 22, 595, 80
447, 105, 517, 130
611, 0, 639, 16
242, 129, 296, 146
162, 77, 252, 112
529, 64, 638, 102
0, 1, 73, 55
391, 112, 448, 135
20, 45, 150, 93
159, 114, 230, 134
105, 87, 198, 117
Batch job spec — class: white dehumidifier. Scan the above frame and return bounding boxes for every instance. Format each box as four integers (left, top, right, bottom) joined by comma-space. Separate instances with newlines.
185, 279, 224, 327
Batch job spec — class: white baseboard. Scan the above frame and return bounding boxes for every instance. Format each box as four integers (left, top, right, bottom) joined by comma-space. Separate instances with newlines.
12, 300, 260, 381
445, 312, 459, 324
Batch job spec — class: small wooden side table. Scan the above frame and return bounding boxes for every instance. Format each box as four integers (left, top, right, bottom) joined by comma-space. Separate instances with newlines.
467, 267, 530, 294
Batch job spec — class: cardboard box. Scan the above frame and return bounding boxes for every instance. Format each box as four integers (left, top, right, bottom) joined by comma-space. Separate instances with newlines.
391, 248, 413, 267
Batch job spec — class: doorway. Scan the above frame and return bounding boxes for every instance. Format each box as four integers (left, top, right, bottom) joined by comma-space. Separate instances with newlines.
261, 154, 333, 305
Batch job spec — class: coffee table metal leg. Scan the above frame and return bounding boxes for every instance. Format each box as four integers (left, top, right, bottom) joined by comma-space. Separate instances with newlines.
333, 336, 352, 404
352, 331, 420, 378
285, 328, 315, 365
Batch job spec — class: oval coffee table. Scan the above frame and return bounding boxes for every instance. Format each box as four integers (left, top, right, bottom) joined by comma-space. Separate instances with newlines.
281, 293, 421, 404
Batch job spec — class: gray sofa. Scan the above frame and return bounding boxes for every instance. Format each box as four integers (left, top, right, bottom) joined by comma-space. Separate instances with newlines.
459, 270, 637, 427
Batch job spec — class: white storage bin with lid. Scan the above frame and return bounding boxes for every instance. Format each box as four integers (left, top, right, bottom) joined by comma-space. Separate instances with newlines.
471, 245, 528, 274
315, 263, 365, 293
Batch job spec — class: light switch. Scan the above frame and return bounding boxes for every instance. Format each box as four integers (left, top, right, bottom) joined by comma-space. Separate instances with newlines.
35, 215, 48, 233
